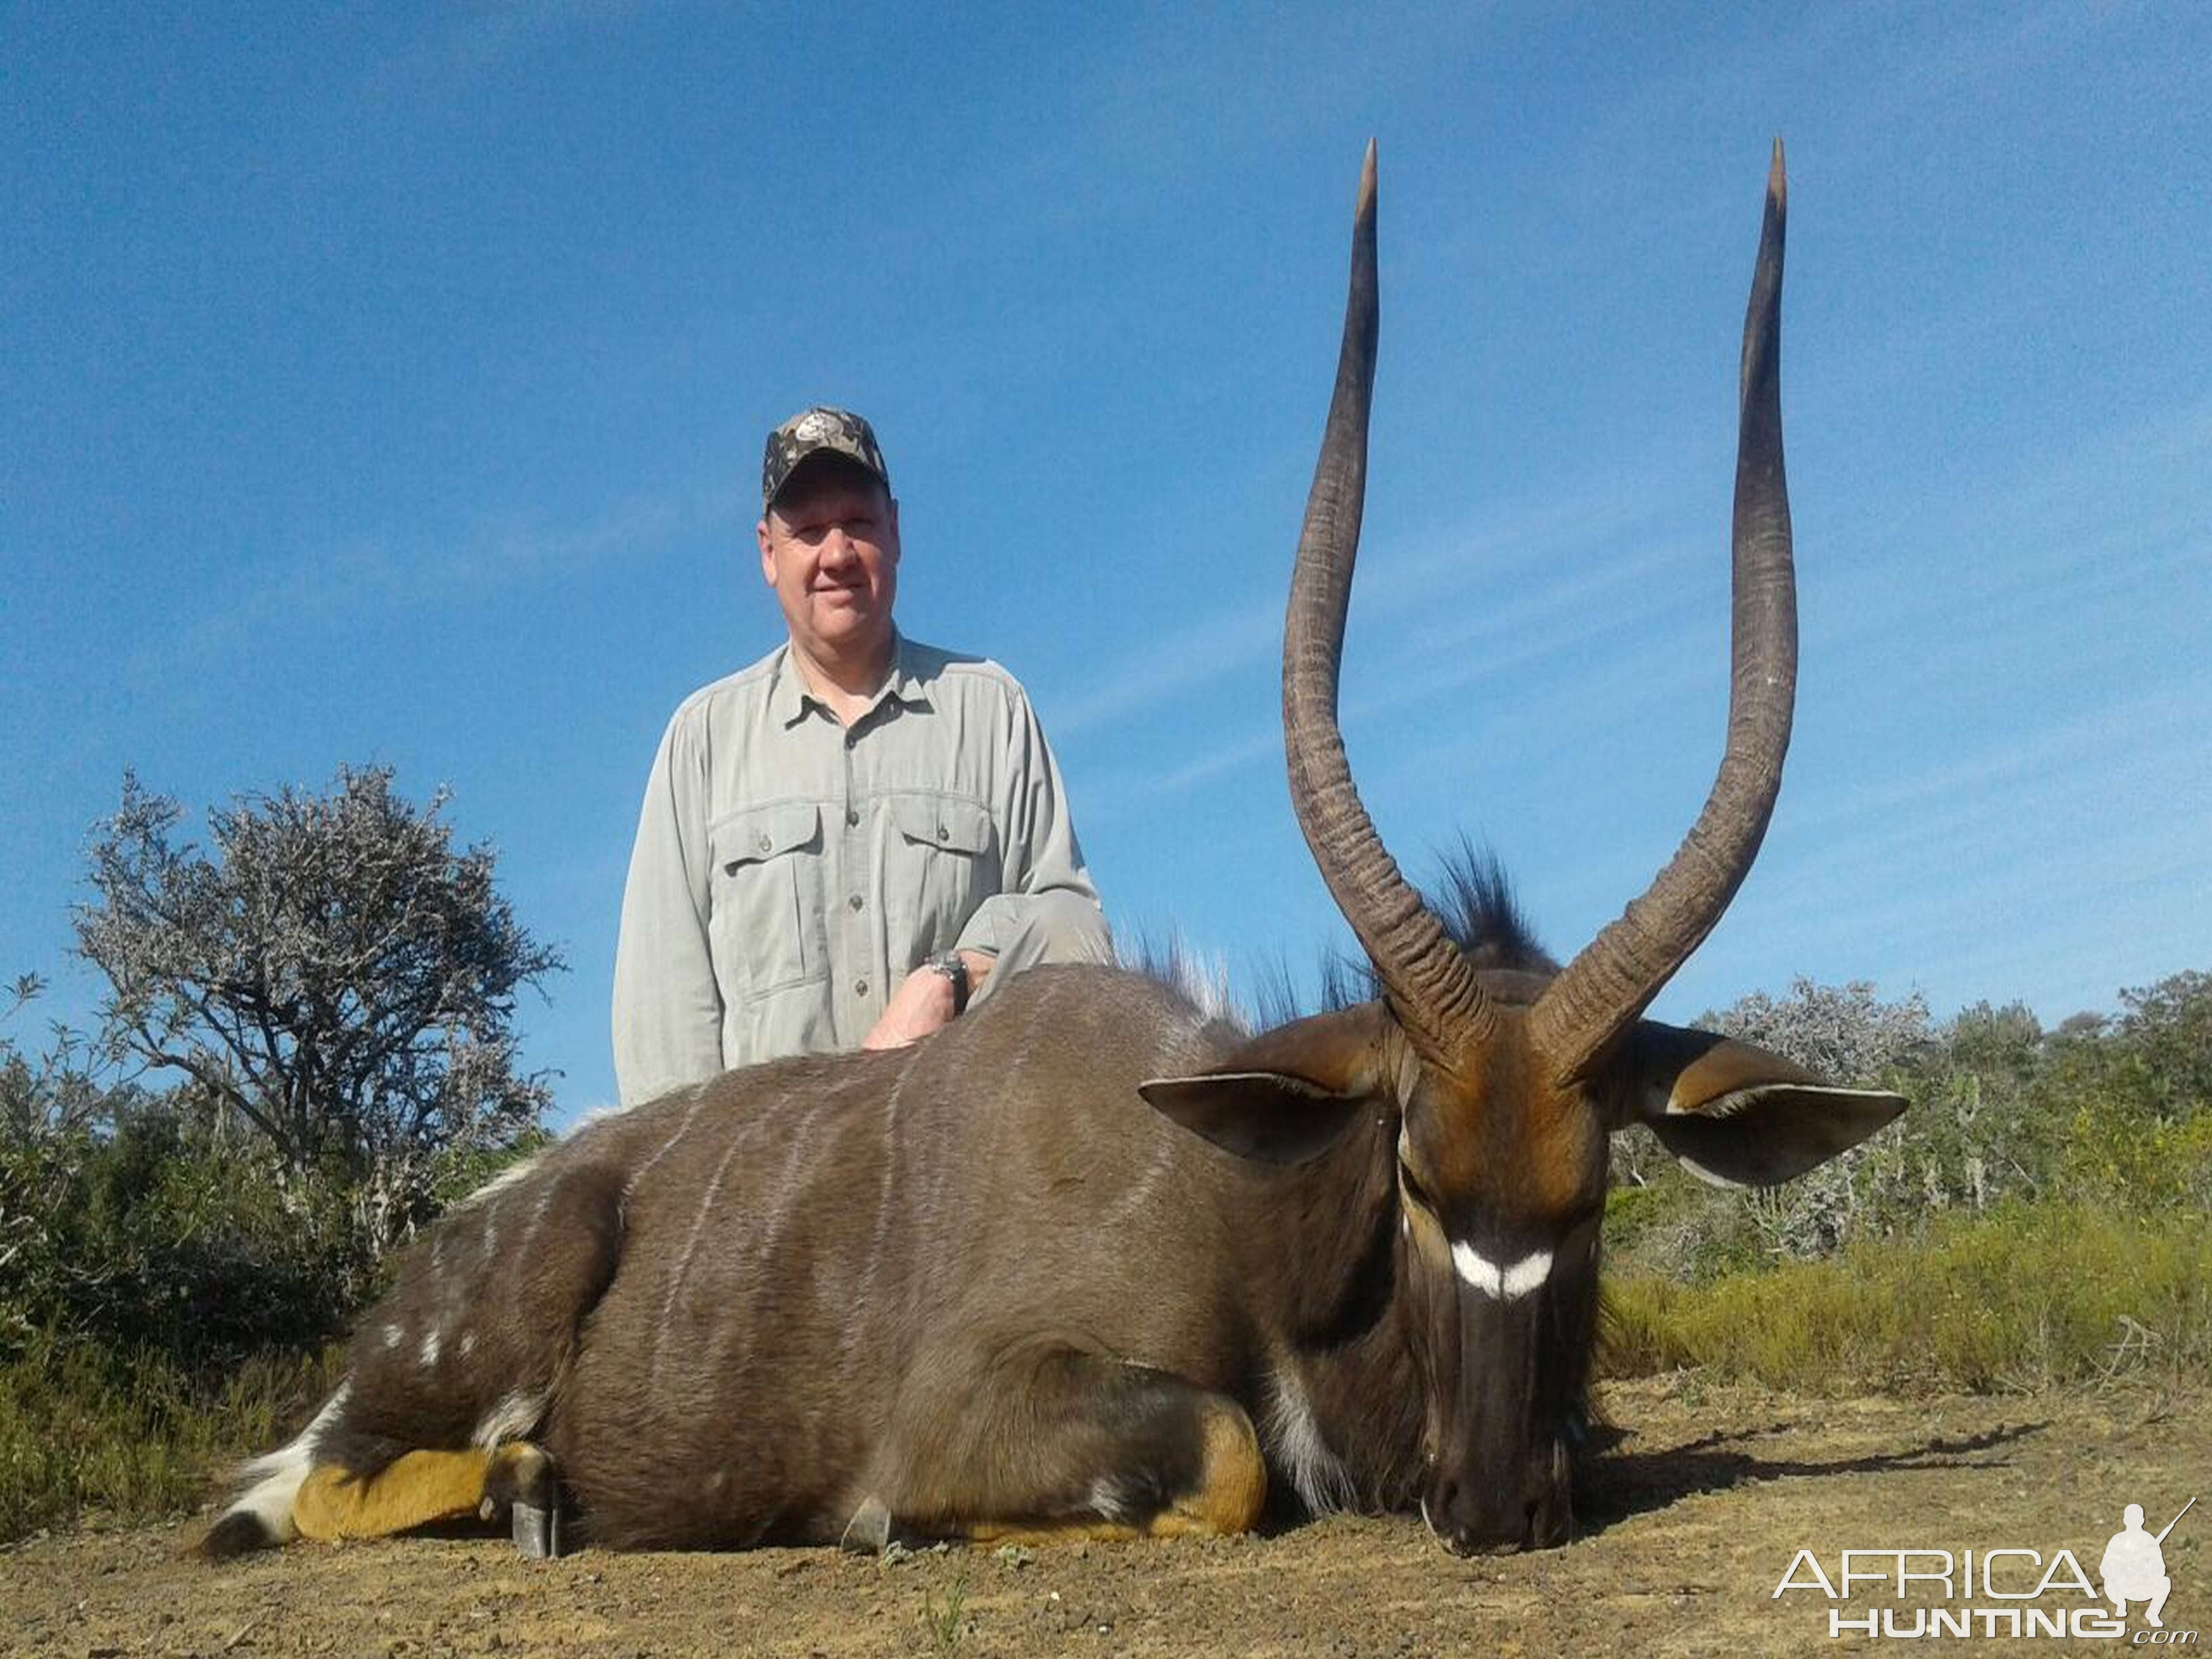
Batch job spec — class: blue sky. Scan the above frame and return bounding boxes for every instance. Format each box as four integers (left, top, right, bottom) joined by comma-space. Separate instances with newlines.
6, 3, 2207, 1124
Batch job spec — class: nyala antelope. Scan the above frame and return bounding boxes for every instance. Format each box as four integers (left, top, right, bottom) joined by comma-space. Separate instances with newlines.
207, 142, 1904, 1561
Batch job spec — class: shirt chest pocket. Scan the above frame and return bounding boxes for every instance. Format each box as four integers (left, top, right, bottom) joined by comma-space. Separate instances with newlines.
885, 793, 1000, 954
708, 800, 827, 999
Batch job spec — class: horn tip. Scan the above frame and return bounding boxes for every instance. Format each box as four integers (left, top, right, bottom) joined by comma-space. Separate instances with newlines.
1767, 137, 1786, 206
1359, 138, 1378, 213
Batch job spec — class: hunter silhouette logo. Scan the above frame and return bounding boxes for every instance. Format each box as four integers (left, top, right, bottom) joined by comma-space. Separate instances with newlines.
2103, 1498, 2191, 1629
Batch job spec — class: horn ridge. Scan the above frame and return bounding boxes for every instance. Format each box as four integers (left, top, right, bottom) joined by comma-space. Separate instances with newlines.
1530, 140, 1796, 1084
1283, 142, 1496, 1069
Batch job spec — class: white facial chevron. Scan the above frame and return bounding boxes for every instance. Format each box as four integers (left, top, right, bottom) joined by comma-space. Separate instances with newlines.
1450, 1242, 1553, 1300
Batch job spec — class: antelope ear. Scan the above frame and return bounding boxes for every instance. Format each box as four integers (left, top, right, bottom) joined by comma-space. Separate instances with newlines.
1608, 1021, 1908, 1189
1138, 1003, 1389, 1166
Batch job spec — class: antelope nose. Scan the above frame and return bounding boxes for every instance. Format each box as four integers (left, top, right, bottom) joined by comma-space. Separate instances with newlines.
1440, 1520, 1528, 1557
1427, 1471, 1570, 1555
1425, 1477, 1532, 1557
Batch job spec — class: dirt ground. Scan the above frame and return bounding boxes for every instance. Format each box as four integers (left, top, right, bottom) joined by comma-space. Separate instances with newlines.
5, 1378, 2203, 1658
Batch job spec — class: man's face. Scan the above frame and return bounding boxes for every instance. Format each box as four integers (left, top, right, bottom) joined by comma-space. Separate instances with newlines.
757, 459, 901, 668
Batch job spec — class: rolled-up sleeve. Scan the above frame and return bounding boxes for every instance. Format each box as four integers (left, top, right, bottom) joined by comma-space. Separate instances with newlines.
612, 710, 725, 1105
954, 687, 1105, 958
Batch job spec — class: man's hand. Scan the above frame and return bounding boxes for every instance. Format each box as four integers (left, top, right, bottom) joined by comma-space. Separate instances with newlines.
861, 951, 996, 1050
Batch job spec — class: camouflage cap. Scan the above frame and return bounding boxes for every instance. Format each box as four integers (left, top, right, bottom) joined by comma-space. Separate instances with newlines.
761, 407, 890, 508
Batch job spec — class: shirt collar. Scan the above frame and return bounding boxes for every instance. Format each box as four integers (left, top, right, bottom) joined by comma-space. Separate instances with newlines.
769, 632, 929, 729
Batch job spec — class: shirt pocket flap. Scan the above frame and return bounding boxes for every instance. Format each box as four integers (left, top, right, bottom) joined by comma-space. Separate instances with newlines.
889, 794, 996, 857
713, 800, 821, 871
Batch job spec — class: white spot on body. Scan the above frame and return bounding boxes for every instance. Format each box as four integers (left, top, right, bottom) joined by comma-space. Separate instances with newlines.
382, 1324, 403, 1351
419, 1328, 442, 1369
1450, 1242, 1553, 1301
459, 1331, 476, 1359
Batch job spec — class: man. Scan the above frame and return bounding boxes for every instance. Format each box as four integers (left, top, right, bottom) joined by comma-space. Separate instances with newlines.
2100, 1502, 2174, 1628
612, 407, 1110, 1105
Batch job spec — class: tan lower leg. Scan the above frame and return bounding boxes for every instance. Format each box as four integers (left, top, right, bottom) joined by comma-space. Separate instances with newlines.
962, 1401, 1267, 1546
1148, 1401, 1266, 1538
293, 1444, 545, 1542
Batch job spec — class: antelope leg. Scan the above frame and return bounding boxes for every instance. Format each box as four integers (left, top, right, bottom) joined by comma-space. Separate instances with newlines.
860, 1344, 1267, 1545
291, 1441, 556, 1544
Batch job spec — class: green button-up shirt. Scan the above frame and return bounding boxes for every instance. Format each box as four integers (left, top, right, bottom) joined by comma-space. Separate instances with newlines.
612, 636, 1102, 1103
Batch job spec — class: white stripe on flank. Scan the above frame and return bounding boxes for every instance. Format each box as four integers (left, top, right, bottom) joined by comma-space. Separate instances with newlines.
1450, 1242, 1553, 1301
623, 1085, 709, 1200
653, 1134, 745, 1382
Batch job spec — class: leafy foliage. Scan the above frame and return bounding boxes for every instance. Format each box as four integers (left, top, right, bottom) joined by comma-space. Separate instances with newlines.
0, 970, 546, 1543
2, 980, 377, 1364
73, 766, 562, 1253
1696, 975, 1934, 1080
1609, 970, 2212, 1280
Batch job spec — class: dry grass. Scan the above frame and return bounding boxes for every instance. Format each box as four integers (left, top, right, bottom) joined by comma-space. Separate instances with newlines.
0, 1336, 342, 1543
1603, 1201, 2212, 1394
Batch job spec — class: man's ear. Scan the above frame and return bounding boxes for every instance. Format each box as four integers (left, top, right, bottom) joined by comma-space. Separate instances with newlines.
1607, 1020, 1908, 1189
1139, 1003, 1391, 1166
757, 518, 777, 587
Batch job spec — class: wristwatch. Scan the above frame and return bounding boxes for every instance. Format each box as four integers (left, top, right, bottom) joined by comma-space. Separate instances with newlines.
924, 951, 970, 1017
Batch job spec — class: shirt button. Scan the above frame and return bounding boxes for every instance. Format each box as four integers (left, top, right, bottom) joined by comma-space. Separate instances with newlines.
855, 979, 869, 997
937, 825, 949, 842
845, 807, 859, 827
847, 895, 863, 912
756, 833, 771, 852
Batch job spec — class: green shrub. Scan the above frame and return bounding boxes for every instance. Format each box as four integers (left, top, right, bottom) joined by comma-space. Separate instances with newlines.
1610, 971, 2212, 1282
1, 1105, 377, 1364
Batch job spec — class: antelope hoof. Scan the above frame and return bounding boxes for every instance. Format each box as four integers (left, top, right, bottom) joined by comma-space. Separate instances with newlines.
479, 1443, 565, 1559
840, 1494, 893, 1555
512, 1497, 565, 1559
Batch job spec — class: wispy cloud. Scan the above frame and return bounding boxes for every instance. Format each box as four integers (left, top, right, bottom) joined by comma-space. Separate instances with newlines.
1787, 684, 2210, 839
1835, 391, 2212, 640
1054, 468, 1689, 748
1080, 541, 1705, 822
1733, 691, 2212, 1006
356, 0, 663, 104
1049, 600, 1280, 739
127, 480, 745, 680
